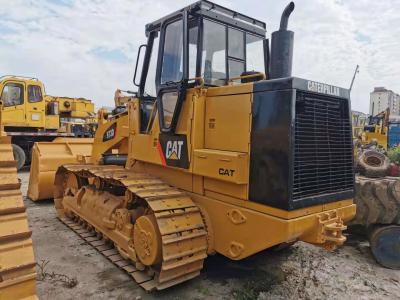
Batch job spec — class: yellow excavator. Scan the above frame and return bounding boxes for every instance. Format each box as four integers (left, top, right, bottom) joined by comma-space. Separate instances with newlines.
53, 1, 356, 291
0, 96, 37, 298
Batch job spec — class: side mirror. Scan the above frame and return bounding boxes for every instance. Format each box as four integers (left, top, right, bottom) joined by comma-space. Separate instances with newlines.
133, 44, 147, 87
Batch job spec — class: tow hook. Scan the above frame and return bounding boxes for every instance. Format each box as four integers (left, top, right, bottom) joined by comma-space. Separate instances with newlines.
301, 210, 348, 251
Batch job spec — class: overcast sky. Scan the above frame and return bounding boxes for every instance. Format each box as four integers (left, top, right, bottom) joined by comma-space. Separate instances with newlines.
1, 0, 399, 113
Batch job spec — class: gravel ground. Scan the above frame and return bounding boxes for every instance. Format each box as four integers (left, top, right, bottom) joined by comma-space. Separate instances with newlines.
19, 169, 400, 300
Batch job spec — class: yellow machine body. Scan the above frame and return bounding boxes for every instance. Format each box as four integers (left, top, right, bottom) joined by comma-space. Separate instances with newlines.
54, 83, 355, 290
0, 76, 96, 132
0, 133, 37, 297
91, 109, 129, 164
54, 1, 356, 291
45, 95, 97, 133
126, 86, 355, 259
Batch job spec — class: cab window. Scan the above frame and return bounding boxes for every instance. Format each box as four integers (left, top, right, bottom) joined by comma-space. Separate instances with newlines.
202, 20, 226, 86
144, 33, 159, 98
188, 23, 198, 78
161, 91, 178, 129
28, 85, 43, 103
1, 83, 24, 107
161, 19, 183, 84
201, 19, 265, 86
246, 33, 264, 73
228, 28, 245, 78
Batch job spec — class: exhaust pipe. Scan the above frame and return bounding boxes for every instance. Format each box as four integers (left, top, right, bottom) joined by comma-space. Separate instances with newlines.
270, 2, 295, 79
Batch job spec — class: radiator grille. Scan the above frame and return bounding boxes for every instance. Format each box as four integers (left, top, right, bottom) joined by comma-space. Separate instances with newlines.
293, 92, 354, 201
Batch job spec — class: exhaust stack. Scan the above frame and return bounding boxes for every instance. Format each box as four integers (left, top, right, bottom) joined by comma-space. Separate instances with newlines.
270, 2, 295, 79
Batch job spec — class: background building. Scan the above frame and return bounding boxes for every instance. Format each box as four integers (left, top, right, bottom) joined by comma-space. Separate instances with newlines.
370, 87, 400, 116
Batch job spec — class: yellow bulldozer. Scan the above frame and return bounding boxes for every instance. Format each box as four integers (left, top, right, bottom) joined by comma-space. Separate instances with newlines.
51, 1, 355, 291
0, 97, 37, 298
0, 75, 97, 169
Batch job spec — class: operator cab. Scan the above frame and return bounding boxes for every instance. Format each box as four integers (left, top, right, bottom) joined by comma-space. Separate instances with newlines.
0, 76, 45, 128
134, 0, 268, 134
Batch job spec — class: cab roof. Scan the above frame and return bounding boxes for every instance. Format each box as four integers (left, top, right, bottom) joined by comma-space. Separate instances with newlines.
0, 75, 40, 83
145, 0, 266, 36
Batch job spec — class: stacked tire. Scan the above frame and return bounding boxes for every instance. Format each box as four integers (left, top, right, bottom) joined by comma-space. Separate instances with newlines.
357, 150, 390, 178
353, 177, 400, 226
353, 176, 400, 269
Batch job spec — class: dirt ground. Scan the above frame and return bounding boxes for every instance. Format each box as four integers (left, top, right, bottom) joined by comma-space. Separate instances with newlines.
19, 169, 400, 300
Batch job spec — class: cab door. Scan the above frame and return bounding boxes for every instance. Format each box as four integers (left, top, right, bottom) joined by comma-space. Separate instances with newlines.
0, 81, 26, 126
156, 13, 189, 134
154, 13, 193, 169
25, 84, 45, 128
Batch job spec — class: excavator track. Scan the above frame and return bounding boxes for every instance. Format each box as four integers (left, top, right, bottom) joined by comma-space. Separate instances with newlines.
0, 138, 37, 299
54, 164, 208, 291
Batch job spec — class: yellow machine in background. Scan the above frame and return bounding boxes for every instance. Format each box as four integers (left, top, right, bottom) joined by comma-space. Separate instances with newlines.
0, 102, 37, 298
44, 95, 97, 135
53, 1, 356, 291
0, 75, 97, 169
362, 109, 389, 150
352, 111, 368, 139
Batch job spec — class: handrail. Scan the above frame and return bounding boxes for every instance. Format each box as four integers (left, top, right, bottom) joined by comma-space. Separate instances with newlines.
189, 77, 205, 88
228, 72, 266, 83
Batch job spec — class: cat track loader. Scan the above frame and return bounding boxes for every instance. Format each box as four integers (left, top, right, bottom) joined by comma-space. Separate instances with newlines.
0, 124, 37, 297
54, 1, 356, 291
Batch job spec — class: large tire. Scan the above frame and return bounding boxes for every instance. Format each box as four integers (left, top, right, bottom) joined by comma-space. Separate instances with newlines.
12, 143, 26, 170
358, 150, 390, 178
352, 176, 400, 226
369, 225, 400, 269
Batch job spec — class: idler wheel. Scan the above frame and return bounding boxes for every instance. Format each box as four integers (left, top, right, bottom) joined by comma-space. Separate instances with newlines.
134, 215, 162, 266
